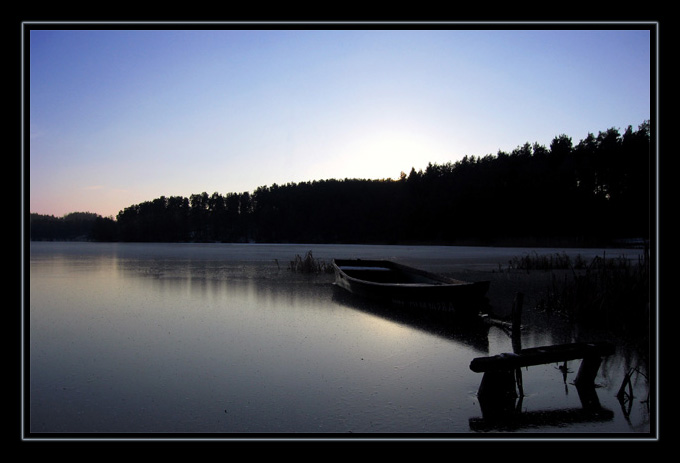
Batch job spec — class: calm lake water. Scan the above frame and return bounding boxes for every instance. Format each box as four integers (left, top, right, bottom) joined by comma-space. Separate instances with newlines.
26, 242, 653, 439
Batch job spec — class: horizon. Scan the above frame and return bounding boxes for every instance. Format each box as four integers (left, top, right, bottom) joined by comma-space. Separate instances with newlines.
27, 25, 652, 218
28, 120, 649, 221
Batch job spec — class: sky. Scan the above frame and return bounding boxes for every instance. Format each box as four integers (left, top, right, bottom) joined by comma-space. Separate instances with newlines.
27, 25, 653, 218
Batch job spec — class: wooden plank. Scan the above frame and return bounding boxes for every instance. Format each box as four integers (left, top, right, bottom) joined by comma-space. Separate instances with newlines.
470, 342, 615, 373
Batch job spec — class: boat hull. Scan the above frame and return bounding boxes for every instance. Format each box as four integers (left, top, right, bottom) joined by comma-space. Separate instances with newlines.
332, 259, 490, 313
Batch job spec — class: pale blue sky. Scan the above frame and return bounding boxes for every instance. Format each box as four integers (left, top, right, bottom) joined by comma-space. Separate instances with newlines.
28, 26, 652, 218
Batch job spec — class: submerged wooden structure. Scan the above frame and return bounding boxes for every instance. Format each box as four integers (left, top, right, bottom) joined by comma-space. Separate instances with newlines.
470, 342, 616, 400
332, 259, 490, 315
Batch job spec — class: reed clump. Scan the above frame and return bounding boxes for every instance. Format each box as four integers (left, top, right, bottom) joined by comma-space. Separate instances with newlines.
289, 250, 334, 274
535, 250, 650, 335
506, 251, 588, 271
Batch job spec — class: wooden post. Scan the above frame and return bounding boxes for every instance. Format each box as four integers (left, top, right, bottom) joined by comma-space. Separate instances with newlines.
477, 371, 520, 419
511, 293, 524, 397
575, 378, 603, 410
574, 355, 602, 388
511, 292, 523, 331
478, 370, 518, 400
511, 293, 523, 351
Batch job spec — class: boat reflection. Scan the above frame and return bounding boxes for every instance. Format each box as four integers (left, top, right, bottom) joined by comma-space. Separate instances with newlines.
331, 285, 491, 353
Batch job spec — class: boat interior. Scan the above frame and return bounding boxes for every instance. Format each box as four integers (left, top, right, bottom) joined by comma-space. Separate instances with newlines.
336, 264, 444, 285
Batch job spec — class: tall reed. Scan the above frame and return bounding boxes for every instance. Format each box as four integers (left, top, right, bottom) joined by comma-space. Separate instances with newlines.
289, 251, 334, 274
506, 251, 588, 271
535, 250, 650, 335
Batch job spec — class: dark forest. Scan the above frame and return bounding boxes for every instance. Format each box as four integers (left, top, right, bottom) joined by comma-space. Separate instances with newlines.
30, 122, 651, 247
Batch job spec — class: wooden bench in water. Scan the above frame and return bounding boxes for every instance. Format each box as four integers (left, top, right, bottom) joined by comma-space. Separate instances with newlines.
470, 342, 615, 399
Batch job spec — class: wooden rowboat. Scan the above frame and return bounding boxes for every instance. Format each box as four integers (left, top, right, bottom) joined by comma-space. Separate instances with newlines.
332, 259, 490, 313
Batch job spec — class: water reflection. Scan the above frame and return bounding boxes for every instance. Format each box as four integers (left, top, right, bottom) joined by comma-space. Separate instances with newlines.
331, 286, 491, 354
470, 400, 615, 432
28, 242, 652, 435
31, 246, 484, 433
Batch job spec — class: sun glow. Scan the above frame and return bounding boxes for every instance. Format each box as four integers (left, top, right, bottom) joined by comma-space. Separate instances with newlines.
28, 29, 651, 218
329, 128, 448, 181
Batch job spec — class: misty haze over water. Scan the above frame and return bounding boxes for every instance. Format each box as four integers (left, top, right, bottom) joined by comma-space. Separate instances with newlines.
27, 242, 651, 437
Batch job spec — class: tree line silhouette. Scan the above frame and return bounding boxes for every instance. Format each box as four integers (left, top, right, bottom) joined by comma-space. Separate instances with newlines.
30, 122, 651, 246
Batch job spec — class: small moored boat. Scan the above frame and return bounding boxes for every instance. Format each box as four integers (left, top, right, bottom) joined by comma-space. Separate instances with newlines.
332, 259, 490, 313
